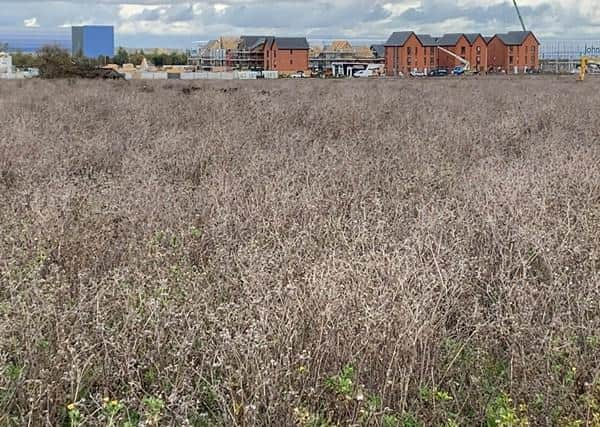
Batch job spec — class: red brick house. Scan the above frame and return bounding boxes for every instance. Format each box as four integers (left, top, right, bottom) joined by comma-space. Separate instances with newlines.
487, 31, 540, 73
436, 33, 471, 70
464, 34, 489, 72
416, 34, 440, 72
384, 31, 427, 76
435, 33, 489, 72
264, 37, 309, 74
386, 32, 490, 75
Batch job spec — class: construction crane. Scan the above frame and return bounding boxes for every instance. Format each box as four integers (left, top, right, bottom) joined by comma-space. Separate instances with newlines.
512, 0, 527, 32
578, 57, 600, 81
437, 46, 471, 74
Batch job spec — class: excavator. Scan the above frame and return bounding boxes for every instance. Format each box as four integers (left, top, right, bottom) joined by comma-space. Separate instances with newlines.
578, 57, 600, 81
436, 46, 472, 75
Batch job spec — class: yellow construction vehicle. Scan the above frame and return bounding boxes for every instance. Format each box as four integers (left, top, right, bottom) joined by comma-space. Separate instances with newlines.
578, 57, 600, 81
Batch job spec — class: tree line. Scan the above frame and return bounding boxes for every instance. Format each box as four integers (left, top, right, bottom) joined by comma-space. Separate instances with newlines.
4, 45, 188, 69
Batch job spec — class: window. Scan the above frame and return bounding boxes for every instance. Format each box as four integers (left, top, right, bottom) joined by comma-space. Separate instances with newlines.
476, 46, 481, 53
476, 56, 481, 64
509, 46, 514, 52
407, 47, 412, 55
461, 46, 466, 55
415, 47, 418, 56
509, 56, 513, 64
430, 56, 435, 65
407, 57, 412, 65
290, 59, 293, 65
290, 50, 293, 55
531, 55, 535, 64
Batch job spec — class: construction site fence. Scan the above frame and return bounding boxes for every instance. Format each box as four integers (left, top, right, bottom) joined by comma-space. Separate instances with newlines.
0, 72, 29, 80
179, 71, 279, 80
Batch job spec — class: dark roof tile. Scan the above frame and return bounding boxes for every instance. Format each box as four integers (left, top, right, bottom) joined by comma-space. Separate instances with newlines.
370, 44, 385, 57
464, 33, 483, 44
437, 33, 465, 46
494, 31, 538, 45
274, 37, 309, 50
385, 31, 414, 46
416, 34, 438, 46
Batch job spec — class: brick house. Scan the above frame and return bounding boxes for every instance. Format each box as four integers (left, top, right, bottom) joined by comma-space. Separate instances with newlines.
435, 33, 488, 72
436, 33, 470, 70
487, 31, 540, 73
264, 37, 309, 73
386, 32, 490, 75
416, 34, 439, 72
464, 34, 488, 72
384, 31, 426, 76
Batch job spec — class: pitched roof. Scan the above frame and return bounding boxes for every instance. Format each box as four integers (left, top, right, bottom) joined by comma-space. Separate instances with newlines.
205, 39, 219, 49
437, 33, 466, 46
385, 31, 414, 46
416, 34, 438, 46
274, 37, 309, 50
330, 40, 353, 52
370, 44, 385, 58
484, 36, 493, 43
206, 37, 240, 50
240, 35, 271, 50
494, 31, 539, 45
353, 45, 374, 59
219, 37, 240, 50
310, 45, 323, 57
464, 33, 484, 45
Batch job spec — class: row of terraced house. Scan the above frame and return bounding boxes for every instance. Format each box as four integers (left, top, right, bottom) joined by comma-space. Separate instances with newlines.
189, 30, 540, 76
384, 31, 540, 76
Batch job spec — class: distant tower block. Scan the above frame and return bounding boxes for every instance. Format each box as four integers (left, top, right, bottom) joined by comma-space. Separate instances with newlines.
72, 26, 115, 58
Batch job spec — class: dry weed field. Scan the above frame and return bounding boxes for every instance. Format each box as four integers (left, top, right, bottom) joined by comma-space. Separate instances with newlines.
1, 77, 600, 426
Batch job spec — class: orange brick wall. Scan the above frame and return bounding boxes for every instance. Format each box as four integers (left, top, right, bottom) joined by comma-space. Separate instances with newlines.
488, 34, 539, 73
438, 36, 471, 69
385, 34, 428, 76
513, 34, 539, 71
264, 43, 309, 73
469, 37, 488, 72
487, 37, 507, 71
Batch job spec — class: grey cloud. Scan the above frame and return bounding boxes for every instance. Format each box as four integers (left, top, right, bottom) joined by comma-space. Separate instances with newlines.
200, 0, 391, 30
0, 0, 598, 47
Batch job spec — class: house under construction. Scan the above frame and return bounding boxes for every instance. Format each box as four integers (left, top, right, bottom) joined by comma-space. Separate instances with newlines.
310, 40, 385, 74
188, 37, 240, 70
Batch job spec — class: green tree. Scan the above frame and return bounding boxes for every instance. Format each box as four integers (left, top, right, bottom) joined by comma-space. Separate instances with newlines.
11, 51, 40, 68
129, 51, 145, 66
113, 47, 129, 66
37, 44, 72, 76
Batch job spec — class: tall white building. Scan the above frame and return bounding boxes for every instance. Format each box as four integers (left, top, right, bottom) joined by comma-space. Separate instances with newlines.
0, 52, 13, 74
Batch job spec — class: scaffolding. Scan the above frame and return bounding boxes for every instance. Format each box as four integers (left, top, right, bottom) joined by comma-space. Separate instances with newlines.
309, 43, 383, 72
188, 39, 268, 71
539, 39, 600, 73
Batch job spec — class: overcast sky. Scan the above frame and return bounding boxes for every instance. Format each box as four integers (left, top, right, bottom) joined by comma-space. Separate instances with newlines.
1, 0, 599, 47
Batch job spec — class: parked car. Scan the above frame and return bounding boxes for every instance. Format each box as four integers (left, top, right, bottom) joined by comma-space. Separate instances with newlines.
409, 69, 427, 77
428, 68, 448, 77
452, 66, 466, 75
290, 71, 306, 78
353, 64, 384, 78
353, 69, 371, 78
525, 68, 541, 74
